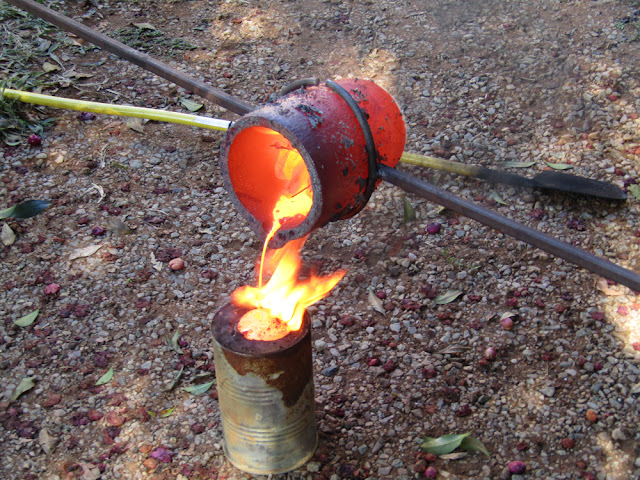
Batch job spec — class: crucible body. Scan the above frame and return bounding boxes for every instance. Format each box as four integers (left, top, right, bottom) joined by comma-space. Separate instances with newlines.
211, 303, 316, 475
221, 78, 406, 247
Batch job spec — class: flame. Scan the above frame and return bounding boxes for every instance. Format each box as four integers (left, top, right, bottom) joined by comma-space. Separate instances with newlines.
232, 136, 345, 341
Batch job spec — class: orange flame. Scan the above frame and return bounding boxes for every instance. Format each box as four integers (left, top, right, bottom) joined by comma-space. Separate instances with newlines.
232, 133, 345, 341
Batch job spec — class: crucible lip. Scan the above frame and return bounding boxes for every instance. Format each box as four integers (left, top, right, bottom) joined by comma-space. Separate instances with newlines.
221, 115, 322, 250
211, 303, 311, 356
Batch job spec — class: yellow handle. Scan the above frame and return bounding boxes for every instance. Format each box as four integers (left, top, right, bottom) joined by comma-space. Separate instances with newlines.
1, 88, 231, 131
2, 87, 481, 177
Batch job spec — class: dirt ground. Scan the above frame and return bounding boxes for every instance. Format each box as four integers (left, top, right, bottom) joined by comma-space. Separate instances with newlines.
1, 0, 640, 479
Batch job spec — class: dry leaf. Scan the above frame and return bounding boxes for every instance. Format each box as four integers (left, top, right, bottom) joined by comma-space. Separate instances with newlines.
133, 22, 156, 30
596, 278, 623, 296
39, 428, 57, 455
126, 117, 145, 133
434, 290, 462, 305
150, 252, 163, 272
368, 288, 385, 315
490, 191, 508, 205
12, 376, 36, 401
69, 244, 102, 260
437, 344, 470, 355
1, 222, 16, 246
500, 311, 517, 320
42, 61, 60, 73
439, 452, 468, 460
78, 462, 101, 480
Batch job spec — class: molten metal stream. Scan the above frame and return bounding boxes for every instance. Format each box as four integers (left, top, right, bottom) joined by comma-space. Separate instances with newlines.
234, 135, 344, 341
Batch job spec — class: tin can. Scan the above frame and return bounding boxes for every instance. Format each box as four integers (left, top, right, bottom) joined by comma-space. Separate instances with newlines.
211, 303, 317, 475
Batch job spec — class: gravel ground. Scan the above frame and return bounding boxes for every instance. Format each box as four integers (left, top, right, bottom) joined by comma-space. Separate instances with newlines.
1, 0, 640, 479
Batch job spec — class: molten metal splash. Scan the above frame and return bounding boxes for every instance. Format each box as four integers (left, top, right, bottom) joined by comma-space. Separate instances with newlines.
233, 135, 344, 341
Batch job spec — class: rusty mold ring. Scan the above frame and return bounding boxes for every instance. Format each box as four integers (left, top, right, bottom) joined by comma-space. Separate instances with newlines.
324, 79, 379, 220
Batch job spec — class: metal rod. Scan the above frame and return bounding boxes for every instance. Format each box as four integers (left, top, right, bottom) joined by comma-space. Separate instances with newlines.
5, 0, 255, 116
378, 164, 640, 292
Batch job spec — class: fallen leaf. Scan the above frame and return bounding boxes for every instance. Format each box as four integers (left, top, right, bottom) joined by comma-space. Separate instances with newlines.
42, 61, 60, 73
165, 366, 183, 392
169, 331, 184, 354
596, 278, 623, 296
544, 161, 573, 170
434, 290, 462, 305
421, 433, 470, 456
499, 161, 536, 168
14, 309, 39, 327
182, 381, 215, 395
437, 344, 470, 355
180, 98, 204, 112
490, 191, 508, 205
402, 197, 416, 223
95, 367, 114, 386
126, 117, 145, 133
0, 200, 51, 219
150, 252, 163, 272
159, 407, 175, 418
368, 288, 386, 315
628, 184, 640, 200
39, 428, 57, 455
133, 22, 156, 30
500, 311, 517, 320
12, 376, 37, 401
439, 452, 468, 460
1, 222, 16, 246
69, 244, 102, 260
460, 436, 490, 458
78, 462, 101, 480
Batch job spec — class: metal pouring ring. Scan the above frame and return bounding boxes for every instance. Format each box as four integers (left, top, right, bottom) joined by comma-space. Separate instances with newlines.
324, 79, 379, 220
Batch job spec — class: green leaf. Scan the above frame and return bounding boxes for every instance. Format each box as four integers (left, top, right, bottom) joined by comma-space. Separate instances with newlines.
402, 197, 416, 223
499, 161, 536, 168
95, 367, 114, 386
12, 376, 37, 401
180, 98, 204, 112
460, 436, 490, 458
14, 309, 39, 327
544, 161, 573, 170
133, 22, 157, 30
0, 200, 51, 219
434, 290, 462, 305
420, 433, 470, 456
182, 381, 215, 395
170, 331, 183, 354
628, 184, 640, 200
490, 191, 508, 205
165, 366, 183, 392
159, 407, 174, 418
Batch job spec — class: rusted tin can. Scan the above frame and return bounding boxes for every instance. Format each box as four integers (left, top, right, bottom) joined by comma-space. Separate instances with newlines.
221, 78, 406, 248
211, 303, 316, 475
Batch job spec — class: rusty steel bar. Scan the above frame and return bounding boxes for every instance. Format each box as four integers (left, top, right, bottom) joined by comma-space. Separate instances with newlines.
5, 0, 254, 115
379, 164, 640, 292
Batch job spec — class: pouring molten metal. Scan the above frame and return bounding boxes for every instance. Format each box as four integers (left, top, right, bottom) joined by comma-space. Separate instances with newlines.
231, 133, 345, 341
